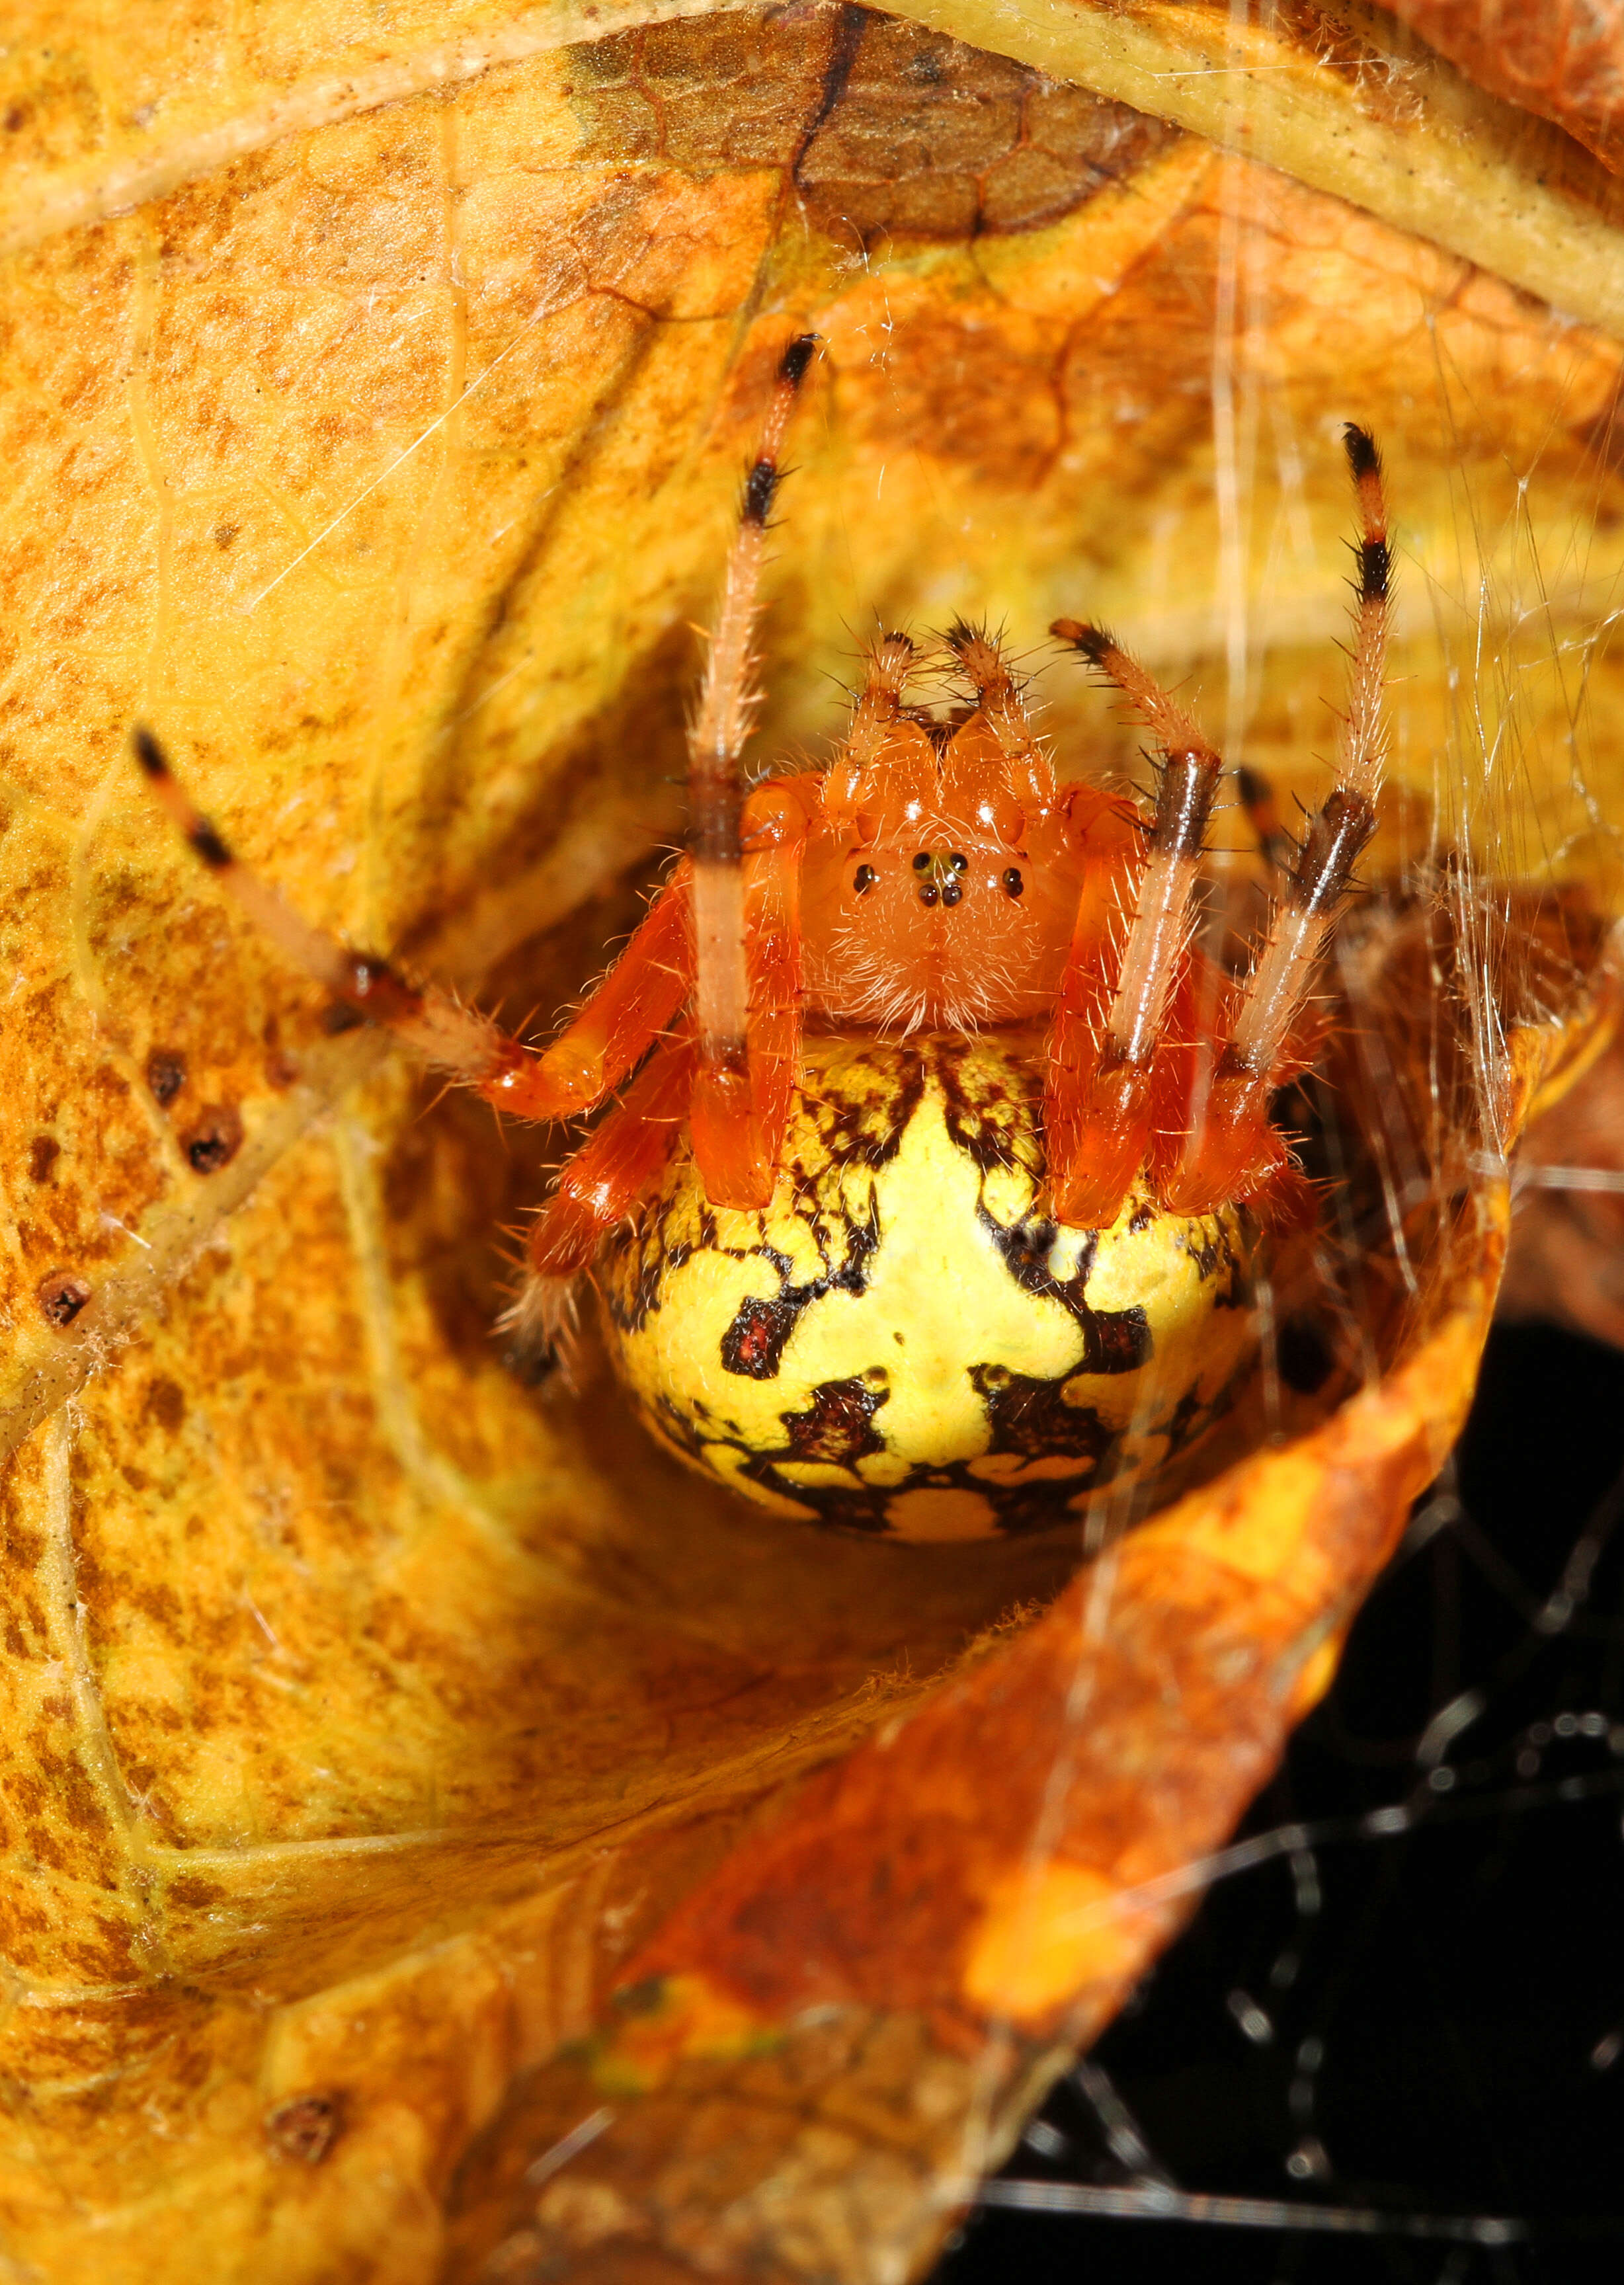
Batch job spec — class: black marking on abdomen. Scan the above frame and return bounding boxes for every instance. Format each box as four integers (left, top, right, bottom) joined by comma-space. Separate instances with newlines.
971, 1364, 1114, 1466
777, 1371, 889, 1466
721, 1294, 798, 1379
717, 1206, 881, 1378
980, 1207, 1153, 1374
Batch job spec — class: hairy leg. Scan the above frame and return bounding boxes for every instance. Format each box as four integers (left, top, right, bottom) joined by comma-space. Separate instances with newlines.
1045, 623, 1223, 1227
943, 621, 1056, 818
821, 632, 920, 825
686, 333, 818, 1205
133, 727, 694, 1124
502, 1033, 698, 1378
1166, 426, 1391, 1213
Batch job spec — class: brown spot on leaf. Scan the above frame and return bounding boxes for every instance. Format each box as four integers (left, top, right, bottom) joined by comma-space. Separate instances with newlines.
181, 1103, 242, 1174
264, 2091, 345, 2165
838, 310, 1064, 489
36, 1273, 90, 1328
166, 1876, 227, 1909
571, 5, 1178, 250
26, 1136, 58, 1183
145, 1048, 186, 1107
795, 10, 1182, 244
142, 1377, 186, 1435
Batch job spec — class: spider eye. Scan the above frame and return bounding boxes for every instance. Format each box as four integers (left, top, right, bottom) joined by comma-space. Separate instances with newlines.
1002, 867, 1024, 898
949, 852, 968, 871
853, 863, 877, 895
912, 852, 930, 872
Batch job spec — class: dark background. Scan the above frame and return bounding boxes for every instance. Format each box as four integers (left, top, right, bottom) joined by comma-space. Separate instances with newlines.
933, 1320, 1624, 2284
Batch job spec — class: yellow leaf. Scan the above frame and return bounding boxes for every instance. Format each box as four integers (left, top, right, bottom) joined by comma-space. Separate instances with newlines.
0, 3, 1620, 2278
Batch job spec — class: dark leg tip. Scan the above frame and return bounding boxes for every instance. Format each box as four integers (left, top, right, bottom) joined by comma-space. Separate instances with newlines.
188, 820, 233, 870
780, 333, 819, 388
1051, 618, 1112, 664
502, 1331, 563, 1388
131, 725, 167, 779
500, 1312, 580, 1392
1342, 423, 1381, 481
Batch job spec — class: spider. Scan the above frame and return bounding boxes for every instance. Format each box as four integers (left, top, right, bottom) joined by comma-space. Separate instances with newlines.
133, 334, 1391, 1543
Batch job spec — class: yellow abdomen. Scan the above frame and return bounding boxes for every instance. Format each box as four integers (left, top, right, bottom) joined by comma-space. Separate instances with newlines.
599, 1034, 1265, 1541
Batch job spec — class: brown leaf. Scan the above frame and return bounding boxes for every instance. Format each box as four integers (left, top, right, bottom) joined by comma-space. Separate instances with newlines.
0, 3, 1621, 2280
1382, 0, 1624, 171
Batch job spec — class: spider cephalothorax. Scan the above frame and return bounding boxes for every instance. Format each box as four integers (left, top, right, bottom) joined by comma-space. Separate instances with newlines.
134, 335, 1391, 1541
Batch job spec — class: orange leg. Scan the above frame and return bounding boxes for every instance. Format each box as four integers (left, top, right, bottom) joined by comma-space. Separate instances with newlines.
1045, 928, 1128, 1231
1045, 427, 1389, 1228
132, 727, 695, 1127
821, 633, 920, 827
485, 869, 693, 1123
1041, 786, 1141, 1225
689, 775, 815, 1210
135, 741, 811, 1219
687, 335, 818, 1205
942, 621, 1055, 822
1043, 623, 1223, 1228
501, 1034, 698, 1375
1167, 425, 1390, 1214
1139, 954, 1292, 1207
518, 776, 816, 1372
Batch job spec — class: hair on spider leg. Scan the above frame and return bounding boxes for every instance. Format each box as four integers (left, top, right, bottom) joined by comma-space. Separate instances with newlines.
940, 613, 1003, 660
735, 336, 821, 534
495, 1260, 583, 1390
941, 618, 1053, 686
745, 742, 819, 789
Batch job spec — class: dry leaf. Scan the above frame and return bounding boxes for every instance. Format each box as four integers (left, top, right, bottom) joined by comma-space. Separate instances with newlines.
0, 2, 1621, 2280
1383, 0, 1624, 171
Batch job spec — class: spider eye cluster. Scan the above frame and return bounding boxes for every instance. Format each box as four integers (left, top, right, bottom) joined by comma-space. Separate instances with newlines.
849, 851, 1029, 908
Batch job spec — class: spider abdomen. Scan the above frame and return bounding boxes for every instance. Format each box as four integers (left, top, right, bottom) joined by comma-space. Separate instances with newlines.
598, 1033, 1266, 1540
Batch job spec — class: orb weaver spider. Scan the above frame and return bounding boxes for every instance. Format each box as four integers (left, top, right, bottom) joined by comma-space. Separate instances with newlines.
134, 333, 1391, 1542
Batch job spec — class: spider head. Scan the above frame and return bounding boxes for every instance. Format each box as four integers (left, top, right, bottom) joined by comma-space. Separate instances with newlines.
800, 726, 1083, 1033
